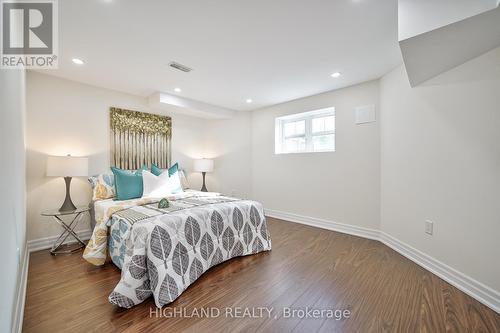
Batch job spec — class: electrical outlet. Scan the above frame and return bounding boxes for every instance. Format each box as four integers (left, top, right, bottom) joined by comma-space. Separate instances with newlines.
425, 220, 434, 235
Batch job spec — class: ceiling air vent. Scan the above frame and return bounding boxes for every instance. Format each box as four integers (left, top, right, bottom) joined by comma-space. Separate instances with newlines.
169, 61, 192, 73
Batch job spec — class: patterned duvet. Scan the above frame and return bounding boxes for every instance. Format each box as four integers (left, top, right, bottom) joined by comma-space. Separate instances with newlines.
84, 193, 272, 308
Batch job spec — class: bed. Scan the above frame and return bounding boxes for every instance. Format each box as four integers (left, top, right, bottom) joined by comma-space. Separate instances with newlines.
83, 190, 272, 308
84, 108, 271, 308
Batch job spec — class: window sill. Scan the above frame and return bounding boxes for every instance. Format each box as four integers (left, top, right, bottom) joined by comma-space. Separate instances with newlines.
274, 149, 336, 155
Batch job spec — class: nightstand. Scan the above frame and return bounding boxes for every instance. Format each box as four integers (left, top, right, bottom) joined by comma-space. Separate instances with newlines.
41, 206, 90, 255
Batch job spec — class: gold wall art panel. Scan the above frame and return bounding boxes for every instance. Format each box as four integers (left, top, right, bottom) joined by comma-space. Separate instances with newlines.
110, 107, 172, 169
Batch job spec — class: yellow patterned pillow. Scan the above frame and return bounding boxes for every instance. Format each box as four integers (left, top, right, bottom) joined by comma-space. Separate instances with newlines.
88, 174, 115, 200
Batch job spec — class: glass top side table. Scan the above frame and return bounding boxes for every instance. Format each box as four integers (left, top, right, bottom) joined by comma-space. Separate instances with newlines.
41, 206, 90, 255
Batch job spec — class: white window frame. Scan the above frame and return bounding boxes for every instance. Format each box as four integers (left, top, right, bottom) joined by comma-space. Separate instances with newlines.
275, 107, 335, 154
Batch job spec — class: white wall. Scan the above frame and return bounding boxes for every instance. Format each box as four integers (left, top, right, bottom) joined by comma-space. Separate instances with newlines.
0, 69, 27, 333
380, 47, 500, 292
204, 112, 253, 198
251, 80, 380, 230
26, 72, 380, 243
26, 72, 224, 240
26, 72, 251, 241
24, 46, 500, 309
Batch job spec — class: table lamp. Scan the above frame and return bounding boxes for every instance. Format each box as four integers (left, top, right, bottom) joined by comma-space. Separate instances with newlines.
193, 158, 214, 192
46, 155, 89, 211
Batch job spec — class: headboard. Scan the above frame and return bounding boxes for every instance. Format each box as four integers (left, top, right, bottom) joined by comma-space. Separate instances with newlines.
110, 107, 172, 169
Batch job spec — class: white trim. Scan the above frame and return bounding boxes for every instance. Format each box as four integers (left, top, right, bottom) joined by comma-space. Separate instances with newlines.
27, 229, 92, 253
12, 245, 29, 333
379, 232, 500, 314
265, 209, 500, 314
12, 230, 92, 332
265, 209, 380, 241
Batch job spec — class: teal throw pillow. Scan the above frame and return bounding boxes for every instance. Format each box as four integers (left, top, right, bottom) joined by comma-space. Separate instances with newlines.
111, 165, 148, 200
151, 163, 178, 176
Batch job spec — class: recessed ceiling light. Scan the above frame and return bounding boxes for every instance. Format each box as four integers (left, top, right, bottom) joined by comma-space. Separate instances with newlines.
174, 87, 182, 93
331, 72, 341, 78
246, 99, 253, 103
72, 58, 84, 65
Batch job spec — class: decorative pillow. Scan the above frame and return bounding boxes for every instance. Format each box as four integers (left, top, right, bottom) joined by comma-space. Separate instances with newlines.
111, 166, 148, 200
142, 170, 172, 198
151, 164, 161, 176
178, 170, 190, 190
168, 170, 183, 194
151, 163, 183, 193
151, 163, 178, 177
88, 174, 115, 200
168, 163, 179, 176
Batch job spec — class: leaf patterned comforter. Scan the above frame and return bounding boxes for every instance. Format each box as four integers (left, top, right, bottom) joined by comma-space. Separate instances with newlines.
105, 196, 272, 308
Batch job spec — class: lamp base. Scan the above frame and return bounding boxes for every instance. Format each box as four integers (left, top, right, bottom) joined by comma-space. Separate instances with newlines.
59, 177, 77, 212
200, 172, 208, 192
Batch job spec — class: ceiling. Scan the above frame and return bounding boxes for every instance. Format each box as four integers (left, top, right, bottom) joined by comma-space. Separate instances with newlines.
398, 0, 498, 40
37, 0, 402, 112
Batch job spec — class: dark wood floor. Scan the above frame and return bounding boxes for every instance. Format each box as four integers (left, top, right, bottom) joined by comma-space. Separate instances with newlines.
24, 218, 500, 333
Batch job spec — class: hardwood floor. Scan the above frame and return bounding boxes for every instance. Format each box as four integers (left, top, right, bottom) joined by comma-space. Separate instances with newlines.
23, 218, 500, 333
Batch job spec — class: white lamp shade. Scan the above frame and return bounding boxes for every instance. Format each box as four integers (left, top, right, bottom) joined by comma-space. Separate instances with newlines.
193, 159, 214, 173
46, 156, 89, 177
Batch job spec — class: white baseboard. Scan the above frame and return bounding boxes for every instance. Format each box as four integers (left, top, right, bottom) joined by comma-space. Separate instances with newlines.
265, 209, 380, 241
265, 209, 500, 314
12, 230, 92, 332
379, 232, 500, 314
12, 245, 29, 333
27, 229, 92, 253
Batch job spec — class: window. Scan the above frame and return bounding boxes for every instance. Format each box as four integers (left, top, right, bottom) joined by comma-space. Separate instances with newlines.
275, 107, 335, 154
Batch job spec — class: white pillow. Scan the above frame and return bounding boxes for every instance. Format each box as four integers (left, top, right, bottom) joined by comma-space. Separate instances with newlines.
142, 170, 172, 198
168, 170, 184, 194
153, 167, 188, 191
178, 170, 190, 189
